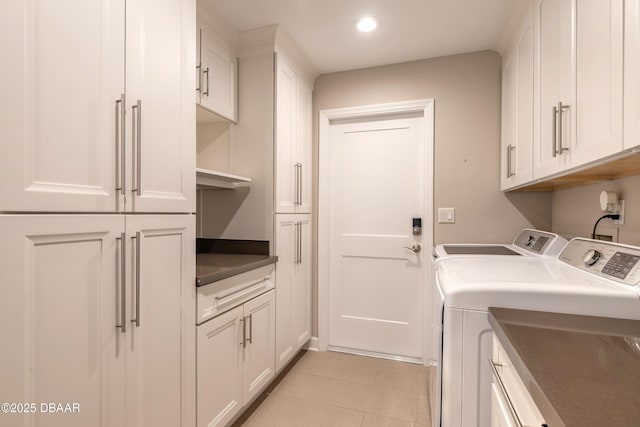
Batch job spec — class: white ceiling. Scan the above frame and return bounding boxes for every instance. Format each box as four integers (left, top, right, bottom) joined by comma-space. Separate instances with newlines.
206, 0, 518, 74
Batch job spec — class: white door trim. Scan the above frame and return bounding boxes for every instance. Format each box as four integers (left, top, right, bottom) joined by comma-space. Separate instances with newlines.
318, 99, 435, 358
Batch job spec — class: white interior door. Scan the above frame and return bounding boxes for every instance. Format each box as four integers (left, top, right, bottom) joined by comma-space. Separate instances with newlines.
328, 113, 426, 359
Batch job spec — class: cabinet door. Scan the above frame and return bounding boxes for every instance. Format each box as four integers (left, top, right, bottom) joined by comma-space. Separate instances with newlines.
199, 30, 237, 122
125, 215, 195, 427
513, 6, 535, 187
0, 215, 126, 427
573, 0, 623, 164
501, 46, 517, 190
293, 217, 312, 349
243, 290, 276, 404
125, 0, 195, 213
275, 53, 298, 214
625, 0, 640, 149
0, 0, 124, 212
274, 214, 296, 371
297, 78, 313, 213
197, 306, 244, 427
534, 0, 575, 178
491, 384, 518, 427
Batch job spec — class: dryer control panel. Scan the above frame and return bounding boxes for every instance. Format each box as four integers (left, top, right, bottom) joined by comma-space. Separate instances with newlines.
558, 238, 640, 286
513, 229, 567, 256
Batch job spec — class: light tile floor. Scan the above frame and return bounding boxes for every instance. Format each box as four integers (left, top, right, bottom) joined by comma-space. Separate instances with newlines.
235, 350, 435, 427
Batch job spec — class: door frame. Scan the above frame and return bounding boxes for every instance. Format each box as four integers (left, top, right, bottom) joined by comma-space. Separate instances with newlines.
317, 99, 435, 361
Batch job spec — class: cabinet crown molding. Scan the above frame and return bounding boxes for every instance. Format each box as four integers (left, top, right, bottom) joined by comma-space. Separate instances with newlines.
238, 24, 318, 83
197, 0, 239, 52
496, 0, 529, 55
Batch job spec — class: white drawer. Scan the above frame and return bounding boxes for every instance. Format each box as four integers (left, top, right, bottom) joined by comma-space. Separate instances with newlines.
197, 265, 275, 325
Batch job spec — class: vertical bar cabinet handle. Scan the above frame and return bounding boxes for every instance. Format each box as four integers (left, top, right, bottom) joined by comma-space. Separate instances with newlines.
298, 163, 303, 206
132, 231, 141, 327
509, 146, 516, 178
116, 232, 126, 333
552, 105, 558, 158
247, 314, 253, 344
298, 221, 302, 264
506, 145, 511, 178
131, 100, 142, 196
558, 102, 570, 154
196, 63, 202, 93
241, 317, 247, 348
115, 94, 126, 193
203, 67, 210, 96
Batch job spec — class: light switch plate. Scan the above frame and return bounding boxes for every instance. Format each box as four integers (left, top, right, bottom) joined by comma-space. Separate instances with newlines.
438, 207, 455, 224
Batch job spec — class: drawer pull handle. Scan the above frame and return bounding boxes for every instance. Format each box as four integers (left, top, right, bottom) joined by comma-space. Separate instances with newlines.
489, 358, 523, 427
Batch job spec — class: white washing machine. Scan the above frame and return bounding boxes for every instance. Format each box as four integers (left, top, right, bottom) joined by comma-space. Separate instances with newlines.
433, 228, 567, 260
429, 228, 566, 422
434, 238, 640, 427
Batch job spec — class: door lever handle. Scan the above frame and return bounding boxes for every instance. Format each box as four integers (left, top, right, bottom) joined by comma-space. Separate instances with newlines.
404, 244, 422, 253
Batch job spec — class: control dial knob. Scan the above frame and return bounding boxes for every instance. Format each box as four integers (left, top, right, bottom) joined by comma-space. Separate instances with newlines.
583, 249, 601, 266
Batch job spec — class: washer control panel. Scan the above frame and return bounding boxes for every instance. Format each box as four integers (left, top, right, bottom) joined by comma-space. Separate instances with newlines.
558, 238, 640, 286
513, 229, 565, 255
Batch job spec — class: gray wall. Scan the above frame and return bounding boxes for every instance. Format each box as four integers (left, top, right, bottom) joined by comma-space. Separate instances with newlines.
552, 175, 640, 246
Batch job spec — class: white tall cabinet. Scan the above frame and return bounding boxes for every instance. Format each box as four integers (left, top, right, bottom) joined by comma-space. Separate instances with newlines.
125, 0, 196, 213
0, 215, 195, 427
275, 50, 313, 214
273, 45, 313, 371
274, 215, 312, 371
0, 0, 195, 213
0, 0, 196, 426
0, 0, 125, 212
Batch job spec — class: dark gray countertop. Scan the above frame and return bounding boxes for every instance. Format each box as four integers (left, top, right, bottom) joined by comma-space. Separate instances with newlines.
195, 238, 277, 286
489, 307, 640, 427
196, 253, 278, 286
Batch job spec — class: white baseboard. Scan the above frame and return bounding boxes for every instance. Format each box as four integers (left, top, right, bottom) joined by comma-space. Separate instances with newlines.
304, 336, 320, 351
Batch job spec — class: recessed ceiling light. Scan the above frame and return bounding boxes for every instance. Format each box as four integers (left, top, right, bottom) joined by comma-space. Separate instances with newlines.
355, 16, 381, 33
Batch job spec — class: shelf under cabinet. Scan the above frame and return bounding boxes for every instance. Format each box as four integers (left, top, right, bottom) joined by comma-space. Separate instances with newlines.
196, 168, 251, 189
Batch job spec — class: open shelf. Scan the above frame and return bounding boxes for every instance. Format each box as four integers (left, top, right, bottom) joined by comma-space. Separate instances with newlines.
196, 168, 251, 189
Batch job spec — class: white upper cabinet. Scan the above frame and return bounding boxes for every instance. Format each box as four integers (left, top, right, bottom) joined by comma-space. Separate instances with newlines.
0, 0, 195, 213
501, 2, 534, 190
533, 0, 623, 180
197, 29, 238, 122
275, 50, 312, 214
625, 0, 640, 149
534, 0, 576, 178
126, 0, 196, 213
573, 0, 623, 164
0, 0, 125, 212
